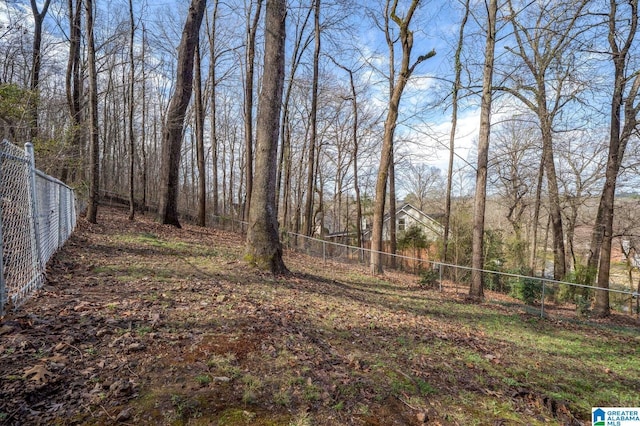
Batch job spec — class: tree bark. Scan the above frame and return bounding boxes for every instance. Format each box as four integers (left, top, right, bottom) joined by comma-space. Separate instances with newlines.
539, 106, 566, 280
206, 2, 220, 217
194, 42, 206, 227
469, 0, 497, 300
140, 25, 148, 213
127, 0, 136, 221
85, 0, 100, 224
245, 0, 288, 274
389, 150, 397, 268
243, 0, 263, 222
157, 0, 207, 227
529, 154, 544, 273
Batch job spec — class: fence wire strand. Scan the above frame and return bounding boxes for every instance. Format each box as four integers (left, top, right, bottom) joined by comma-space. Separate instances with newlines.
0, 140, 76, 315
208, 212, 638, 318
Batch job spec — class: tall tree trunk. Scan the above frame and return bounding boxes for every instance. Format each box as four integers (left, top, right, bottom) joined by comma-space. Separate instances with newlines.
206, 2, 220, 217
194, 42, 206, 226
304, 0, 321, 237
140, 25, 148, 213
589, 0, 639, 317
276, 4, 313, 225
539, 110, 565, 280
469, 0, 497, 300
29, 0, 52, 141
85, 0, 100, 224
245, 0, 287, 274
64, 0, 83, 183
370, 0, 435, 274
157, 0, 207, 227
389, 151, 397, 268
529, 154, 544, 273
243, 0, 263, 222
128, 0, 136, 221
345, 66, 363, 253
443, 0, 469, 265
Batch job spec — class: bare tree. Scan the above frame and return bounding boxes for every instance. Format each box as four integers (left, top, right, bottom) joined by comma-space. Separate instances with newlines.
28, 0, 52, 141
469, 0, 497, 300
242, 0, 263, 222
498, 0, 590, 280
331, 60, 365, 251
303, 0, 322, 237
194, 41, 206, 226
489, 119, 539, 269
157, 0, 208, 227
444, 0, 470, 265
63, 0, 83, 183
245, 0, 288, 274
589, 0, 640, 317
205, 0, 220, 217
370, 0, 435, 274
401, 162, 443, 212
557, 133, 606, 270
128, 0, 136, 221
277, 0, 314, 231
85, 0, 100, 224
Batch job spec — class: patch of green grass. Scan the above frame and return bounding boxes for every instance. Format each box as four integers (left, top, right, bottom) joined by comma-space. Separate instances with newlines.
207, 353, 241, 379
170, 393, 201, 422
217, 408, 256, 425
5, 375, 23, 381
332, 400, 344, 411
273, 388, 291, 406
136, 325, 152, 336
195, 374, 211, 385
241, 375, 262, 404
288, 410, 312, 426
416, 378, 436, 396
303, 382, 321, 402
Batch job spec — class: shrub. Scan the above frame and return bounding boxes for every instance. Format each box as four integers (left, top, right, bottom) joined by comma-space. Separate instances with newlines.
510, 276, 543, 305
418, 269, 440, 289
558, 263, 595, 305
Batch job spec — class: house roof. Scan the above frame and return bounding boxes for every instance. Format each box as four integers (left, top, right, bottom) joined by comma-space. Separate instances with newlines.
362, 203, 444, 239
393, 203, 444, 236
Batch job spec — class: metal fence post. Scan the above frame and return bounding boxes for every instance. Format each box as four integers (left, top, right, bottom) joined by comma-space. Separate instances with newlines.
439, 263, 443, 292
58, 183, 64, 249
24, 143, 43, 275
323, 240, 326, 263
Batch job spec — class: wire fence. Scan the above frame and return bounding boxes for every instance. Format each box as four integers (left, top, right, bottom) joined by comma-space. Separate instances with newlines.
208, 213, 639, 319
0, 140, 77, 316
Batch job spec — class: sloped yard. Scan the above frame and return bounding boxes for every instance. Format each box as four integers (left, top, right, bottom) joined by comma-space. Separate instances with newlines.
0, 206, 638, 425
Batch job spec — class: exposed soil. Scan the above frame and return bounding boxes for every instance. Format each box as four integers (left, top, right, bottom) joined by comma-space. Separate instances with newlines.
0, 206, 637, 425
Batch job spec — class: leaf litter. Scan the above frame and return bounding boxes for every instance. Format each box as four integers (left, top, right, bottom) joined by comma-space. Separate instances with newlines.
0, 206, 637, 425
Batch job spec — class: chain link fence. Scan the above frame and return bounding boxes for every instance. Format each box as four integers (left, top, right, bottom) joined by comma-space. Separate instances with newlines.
0, 140, 77, 316
208, 212, 639, 318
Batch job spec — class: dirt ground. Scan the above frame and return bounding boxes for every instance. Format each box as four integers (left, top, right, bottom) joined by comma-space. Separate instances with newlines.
0, 206, 637, 425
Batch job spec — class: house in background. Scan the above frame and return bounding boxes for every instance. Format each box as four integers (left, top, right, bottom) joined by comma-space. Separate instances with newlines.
362, 203, 444, 243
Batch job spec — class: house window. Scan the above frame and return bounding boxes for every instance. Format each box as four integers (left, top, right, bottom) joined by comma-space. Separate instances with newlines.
398, 218, 406, 231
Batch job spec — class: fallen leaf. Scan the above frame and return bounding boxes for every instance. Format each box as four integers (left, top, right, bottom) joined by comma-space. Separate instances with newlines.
24, 364, 54, 383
